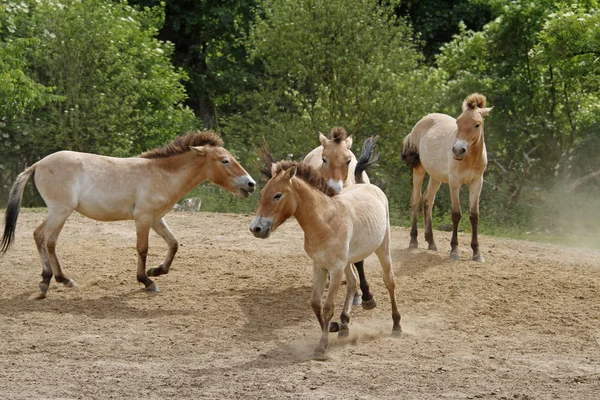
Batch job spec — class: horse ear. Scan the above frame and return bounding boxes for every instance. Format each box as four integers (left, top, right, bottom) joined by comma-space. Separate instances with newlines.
345, 135, 353, 149
319, 133, 328, 147
270, 163, 278, 177
480, 106, 494, 117
283, 165, 297, 180
190, 146, 206, 155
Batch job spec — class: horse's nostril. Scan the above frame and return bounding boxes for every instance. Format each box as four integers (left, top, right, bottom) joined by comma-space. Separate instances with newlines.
248, 181, 255, 188
460, 148, 466, 155
253, 226, 262, 233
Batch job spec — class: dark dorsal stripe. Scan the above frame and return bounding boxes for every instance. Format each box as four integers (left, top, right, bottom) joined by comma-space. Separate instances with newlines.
140, 131, 224, 159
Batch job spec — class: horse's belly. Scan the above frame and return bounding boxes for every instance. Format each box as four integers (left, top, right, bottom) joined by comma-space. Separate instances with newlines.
76, 194, 135, 221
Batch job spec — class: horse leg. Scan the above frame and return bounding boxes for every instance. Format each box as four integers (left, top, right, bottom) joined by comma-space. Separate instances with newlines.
469, 177, 485, 262
33, 221, 53, 300
409, 165, 425, 248
314, 266, 344, 360
351, 263, 362, 306
147, 218, 179, 277
423, 177, 442, 251
39, 208, 76, 299
330, 263, 358, 338
449, 181, 462, 261
354, 261, 376, 310
310, 262, 328, 331
135, 218, 158, 292
375, 230, 401, 335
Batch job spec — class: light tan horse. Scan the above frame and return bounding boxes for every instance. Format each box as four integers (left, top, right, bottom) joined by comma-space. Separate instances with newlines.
303, 127, 378, 308
401, 93, 492, 261
249, 158, 401, 360
303, 127, 370, 192
1, 131, 256, 298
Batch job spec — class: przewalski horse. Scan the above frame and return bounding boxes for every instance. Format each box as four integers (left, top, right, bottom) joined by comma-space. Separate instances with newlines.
303, 127, 378, 309
401, 93, 492, 261
1, 131, 255, 299
250, 143, 400, 360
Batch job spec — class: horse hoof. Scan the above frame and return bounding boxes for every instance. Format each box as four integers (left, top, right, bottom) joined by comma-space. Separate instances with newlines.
337, 328, 349, 338
391, 329, 403, 338
362, 297, 377, 310
33, 292, 47, 300
145, 283, 160, 292
408, 241, 418, 249
352, 294, 362, 306
329, 322, 341, 333
473, 255, 485, 262
65, 279, 77, 288
450, 253, 460, 261
428, 243, 439, 251
312, 351, 328, 361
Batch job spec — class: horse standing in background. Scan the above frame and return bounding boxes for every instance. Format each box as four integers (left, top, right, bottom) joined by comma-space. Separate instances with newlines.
303, 127, 378, 309
401, 93, 492, 261
1, 131, 256, 298
249, 146, 400, 359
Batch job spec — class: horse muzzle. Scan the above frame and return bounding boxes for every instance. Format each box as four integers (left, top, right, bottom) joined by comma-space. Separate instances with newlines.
327, 179, 344, 193
237, 175, 256, 198
249, 216, 273, 239
452, 140, 467, 161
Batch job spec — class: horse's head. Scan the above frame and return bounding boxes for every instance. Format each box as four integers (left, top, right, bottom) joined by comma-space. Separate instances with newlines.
453, 93, 493, 161
319, 127, 353, 192
190, 145, 255, 197
249, 164, 298, 239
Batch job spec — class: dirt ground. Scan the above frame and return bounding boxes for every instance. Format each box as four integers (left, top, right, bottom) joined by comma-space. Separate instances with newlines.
0, 210, 598, 399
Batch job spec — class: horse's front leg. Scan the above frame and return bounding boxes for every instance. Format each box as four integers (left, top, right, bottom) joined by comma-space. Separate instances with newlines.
329, 263, 358, 338
135, 218, 158, 292
449, 181, 462, 261
354, 261, 376, 310
314, 266, 344, 360
310, 263, 328, 331
147, 218, 179, 277
469, 177, 484, 262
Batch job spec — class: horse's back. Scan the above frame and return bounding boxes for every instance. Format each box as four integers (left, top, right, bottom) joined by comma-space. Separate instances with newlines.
410, 113, 457, 182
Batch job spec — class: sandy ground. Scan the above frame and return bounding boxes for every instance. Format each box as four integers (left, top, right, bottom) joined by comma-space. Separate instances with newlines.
0, 210, 598, 399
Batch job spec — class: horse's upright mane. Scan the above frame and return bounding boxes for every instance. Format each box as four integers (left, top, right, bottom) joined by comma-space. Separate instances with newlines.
140, 130, 224, 159
463, 93, 487, 110
330, 127, 347, 143
274, 161, 338, 197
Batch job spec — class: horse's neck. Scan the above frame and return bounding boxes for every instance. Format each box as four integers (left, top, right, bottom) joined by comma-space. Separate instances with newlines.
292, 179, 338, 241
468, 131, 486, 163
151, 152, 208, 196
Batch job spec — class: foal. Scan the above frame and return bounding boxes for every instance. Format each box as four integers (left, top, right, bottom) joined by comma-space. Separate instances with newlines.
1, 131, 255, 298
402, 93, 492, 261
250, 150, 400, 359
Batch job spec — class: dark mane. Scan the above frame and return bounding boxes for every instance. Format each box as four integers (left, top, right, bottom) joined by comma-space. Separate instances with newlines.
274, 161, 338, 197
463, 93, 487, 110
140, 130, 224, 159
330, 127, 347, 143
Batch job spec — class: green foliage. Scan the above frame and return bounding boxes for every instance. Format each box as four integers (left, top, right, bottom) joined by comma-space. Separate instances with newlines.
0, 0, 197, 204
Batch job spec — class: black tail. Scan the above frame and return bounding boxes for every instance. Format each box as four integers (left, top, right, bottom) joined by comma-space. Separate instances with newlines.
401, 135, 420, 168
355, 135, 379, 184
1, 165, 35, 254
254, 137, 276, 180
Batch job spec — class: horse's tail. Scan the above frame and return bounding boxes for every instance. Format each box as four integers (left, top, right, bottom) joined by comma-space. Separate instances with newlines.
401, 132, 421, 169
254, 137, 276, 180
1, 164, 36, 254
355, 135, 379, 184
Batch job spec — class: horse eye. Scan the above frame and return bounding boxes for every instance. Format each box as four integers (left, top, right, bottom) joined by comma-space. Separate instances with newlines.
221, 159, 230, 164
273, 193, 283, 200
322, 157, 327, 164
346, 159, 351, 165
475, 123, 481, 128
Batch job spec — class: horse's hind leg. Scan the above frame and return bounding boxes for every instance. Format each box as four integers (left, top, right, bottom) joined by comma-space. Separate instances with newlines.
354, 261, 376, 310
147, 218, 179, 277
314, 265, 343, 359
449, 181, 462, 261
375, 232, 402, 335
42, 208, 76, 297
33, 222, 53, 299
409, 165, 425, 248
423, 177, 442, 251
